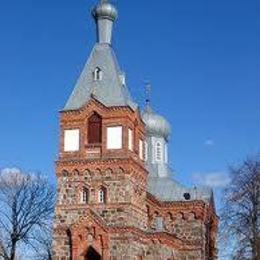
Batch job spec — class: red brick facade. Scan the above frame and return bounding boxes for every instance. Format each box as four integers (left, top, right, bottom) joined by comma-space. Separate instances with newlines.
52, 98, 218, 260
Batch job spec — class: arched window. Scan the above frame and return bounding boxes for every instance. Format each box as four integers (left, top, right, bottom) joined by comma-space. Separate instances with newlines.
88, 113, 102, 144
93, 67, 102, 81
155, 142, 162, 162
82, 187, 89, 204
98, 187, 106, 204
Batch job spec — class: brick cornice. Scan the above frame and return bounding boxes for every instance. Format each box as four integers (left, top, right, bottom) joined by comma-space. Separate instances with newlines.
56, 156, 148, 176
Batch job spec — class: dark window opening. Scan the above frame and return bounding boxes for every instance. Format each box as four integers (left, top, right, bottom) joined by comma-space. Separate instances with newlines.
88, 113, 102, 144
184, 193, 191, 200
93, 67, 102, 81
85, 246, 101, 260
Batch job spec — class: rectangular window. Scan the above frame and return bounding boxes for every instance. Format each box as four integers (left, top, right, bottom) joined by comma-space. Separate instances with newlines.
107, 126, 123, 149
128, 128, 133, 151
144, 141, 148, 161
64, 129, 80, 152
139, 140, 144, 160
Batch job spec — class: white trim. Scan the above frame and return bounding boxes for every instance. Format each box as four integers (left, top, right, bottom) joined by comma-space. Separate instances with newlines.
81, 188, 89, 204
64, 129, 80, 152
106, 126, 123, 149
139, 139, 144, 160
144, 141, 148, 161
99, 189, 105, 203
128, 128, 133, 151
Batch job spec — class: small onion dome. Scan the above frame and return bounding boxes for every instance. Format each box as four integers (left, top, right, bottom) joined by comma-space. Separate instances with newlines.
142, 106, 171, 139
92, 1, 118, 22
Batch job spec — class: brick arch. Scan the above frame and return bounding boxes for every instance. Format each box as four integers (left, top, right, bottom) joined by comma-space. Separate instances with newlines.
117, 167, 124, 175
70, 210, 109, 260
83, 169, 93, 181
153, 211, 159, 217
187, 211, 196, 221
176, 212, 184, 220
166, 212, 173, 220
72, 169, 80, 176
61, 170, 69, 177
104, 168, 113, 176
94, 168, 102, 175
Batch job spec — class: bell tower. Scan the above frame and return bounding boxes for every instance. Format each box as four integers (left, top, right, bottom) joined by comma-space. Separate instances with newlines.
52, 1, 148, 259
52, 0, 218, 259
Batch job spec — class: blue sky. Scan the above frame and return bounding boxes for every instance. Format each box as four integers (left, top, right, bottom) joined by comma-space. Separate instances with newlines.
0, 0, 259, 206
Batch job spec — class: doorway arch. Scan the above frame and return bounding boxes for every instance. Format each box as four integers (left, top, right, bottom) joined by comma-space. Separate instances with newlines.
85, 246, 101, 260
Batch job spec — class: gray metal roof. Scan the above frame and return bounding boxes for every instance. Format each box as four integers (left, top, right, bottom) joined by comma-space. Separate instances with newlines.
64, 43, 137, 111
147, 176, 212, 203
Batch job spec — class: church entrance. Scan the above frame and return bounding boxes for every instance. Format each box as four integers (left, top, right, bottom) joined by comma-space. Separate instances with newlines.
85, 246, 101, 260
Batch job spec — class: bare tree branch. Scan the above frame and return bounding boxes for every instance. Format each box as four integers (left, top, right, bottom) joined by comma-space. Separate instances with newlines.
220, 155, 260, 260
0, 169, 55, 260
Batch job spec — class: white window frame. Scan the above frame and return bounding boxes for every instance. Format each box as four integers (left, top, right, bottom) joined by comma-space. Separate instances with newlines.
139, 139, 144, 160
64, 129, 80, 152
144, 141, 148, 161
106, 126, 123, 150
128, 128, 133, 151
98, 189, 106, 204
81, 188, 89, 204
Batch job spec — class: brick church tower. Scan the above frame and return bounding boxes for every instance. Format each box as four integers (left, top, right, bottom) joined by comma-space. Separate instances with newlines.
52, 1, 218, 259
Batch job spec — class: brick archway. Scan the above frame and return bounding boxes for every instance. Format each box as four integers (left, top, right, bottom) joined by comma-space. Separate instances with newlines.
71, 210, 109, 260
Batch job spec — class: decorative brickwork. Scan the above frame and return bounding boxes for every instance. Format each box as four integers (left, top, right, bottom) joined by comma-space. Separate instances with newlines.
52, 99, 218, 260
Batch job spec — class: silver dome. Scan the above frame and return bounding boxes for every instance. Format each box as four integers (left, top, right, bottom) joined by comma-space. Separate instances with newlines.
92, 2, 118, 22
142, 107, 171, 139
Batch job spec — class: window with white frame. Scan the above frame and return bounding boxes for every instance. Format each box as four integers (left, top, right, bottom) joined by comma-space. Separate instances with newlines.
139, 140, 144, 160
155, 142, 162, 162
128, 128, 133, 151
64, 129, 80, 152
82, 188, 89, 204
107, 126, 123, 149
98, 188, 106, 204
93, 67, 102, 81
144, 141, 148, 161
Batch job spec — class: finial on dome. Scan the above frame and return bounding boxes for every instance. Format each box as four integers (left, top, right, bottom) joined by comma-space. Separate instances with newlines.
142, 83, 171, 140
145, 81, 151, 109
92, 0, 118, 44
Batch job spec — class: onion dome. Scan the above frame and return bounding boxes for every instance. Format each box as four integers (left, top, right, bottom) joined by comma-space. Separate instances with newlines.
92, 0, 118, 22
142, 106, 171, 139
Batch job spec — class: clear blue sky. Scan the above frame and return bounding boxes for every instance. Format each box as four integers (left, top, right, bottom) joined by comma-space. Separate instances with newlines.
0, 0, 259, 198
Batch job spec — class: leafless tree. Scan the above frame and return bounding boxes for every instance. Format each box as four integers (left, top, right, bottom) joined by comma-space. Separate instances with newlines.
220, 156, 260, 260
0, 169, 55, 260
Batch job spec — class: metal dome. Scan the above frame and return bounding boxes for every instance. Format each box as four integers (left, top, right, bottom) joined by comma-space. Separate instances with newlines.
142, 107, 171, 139
92, 1, 118, 22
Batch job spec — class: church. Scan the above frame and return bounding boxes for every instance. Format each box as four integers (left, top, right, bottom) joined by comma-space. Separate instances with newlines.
52, 1, 218, 259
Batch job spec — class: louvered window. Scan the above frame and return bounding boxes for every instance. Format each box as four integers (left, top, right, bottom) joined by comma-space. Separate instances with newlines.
88, 113, 102, 144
